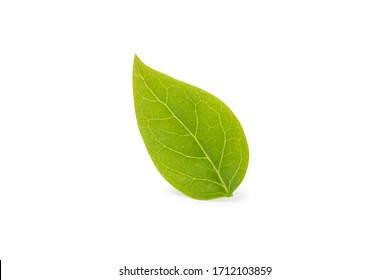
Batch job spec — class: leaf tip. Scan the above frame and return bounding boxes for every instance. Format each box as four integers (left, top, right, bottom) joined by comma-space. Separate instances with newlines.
134, 53, 140, 63
133, 54, 147, 72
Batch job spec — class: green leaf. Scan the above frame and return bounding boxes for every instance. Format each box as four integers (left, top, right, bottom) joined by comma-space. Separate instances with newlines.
132, 55, 249, 200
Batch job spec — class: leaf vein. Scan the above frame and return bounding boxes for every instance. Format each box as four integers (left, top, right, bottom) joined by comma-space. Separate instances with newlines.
136, 69, 229, 194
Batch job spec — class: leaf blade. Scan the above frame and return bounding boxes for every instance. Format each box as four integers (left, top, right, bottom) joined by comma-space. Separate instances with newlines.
133, 55, 249, 200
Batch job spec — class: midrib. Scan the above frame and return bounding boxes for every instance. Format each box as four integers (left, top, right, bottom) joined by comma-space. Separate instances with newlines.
136, 71, 229, 195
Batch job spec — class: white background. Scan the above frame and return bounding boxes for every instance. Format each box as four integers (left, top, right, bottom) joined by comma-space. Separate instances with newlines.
1, 1, 389, 279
